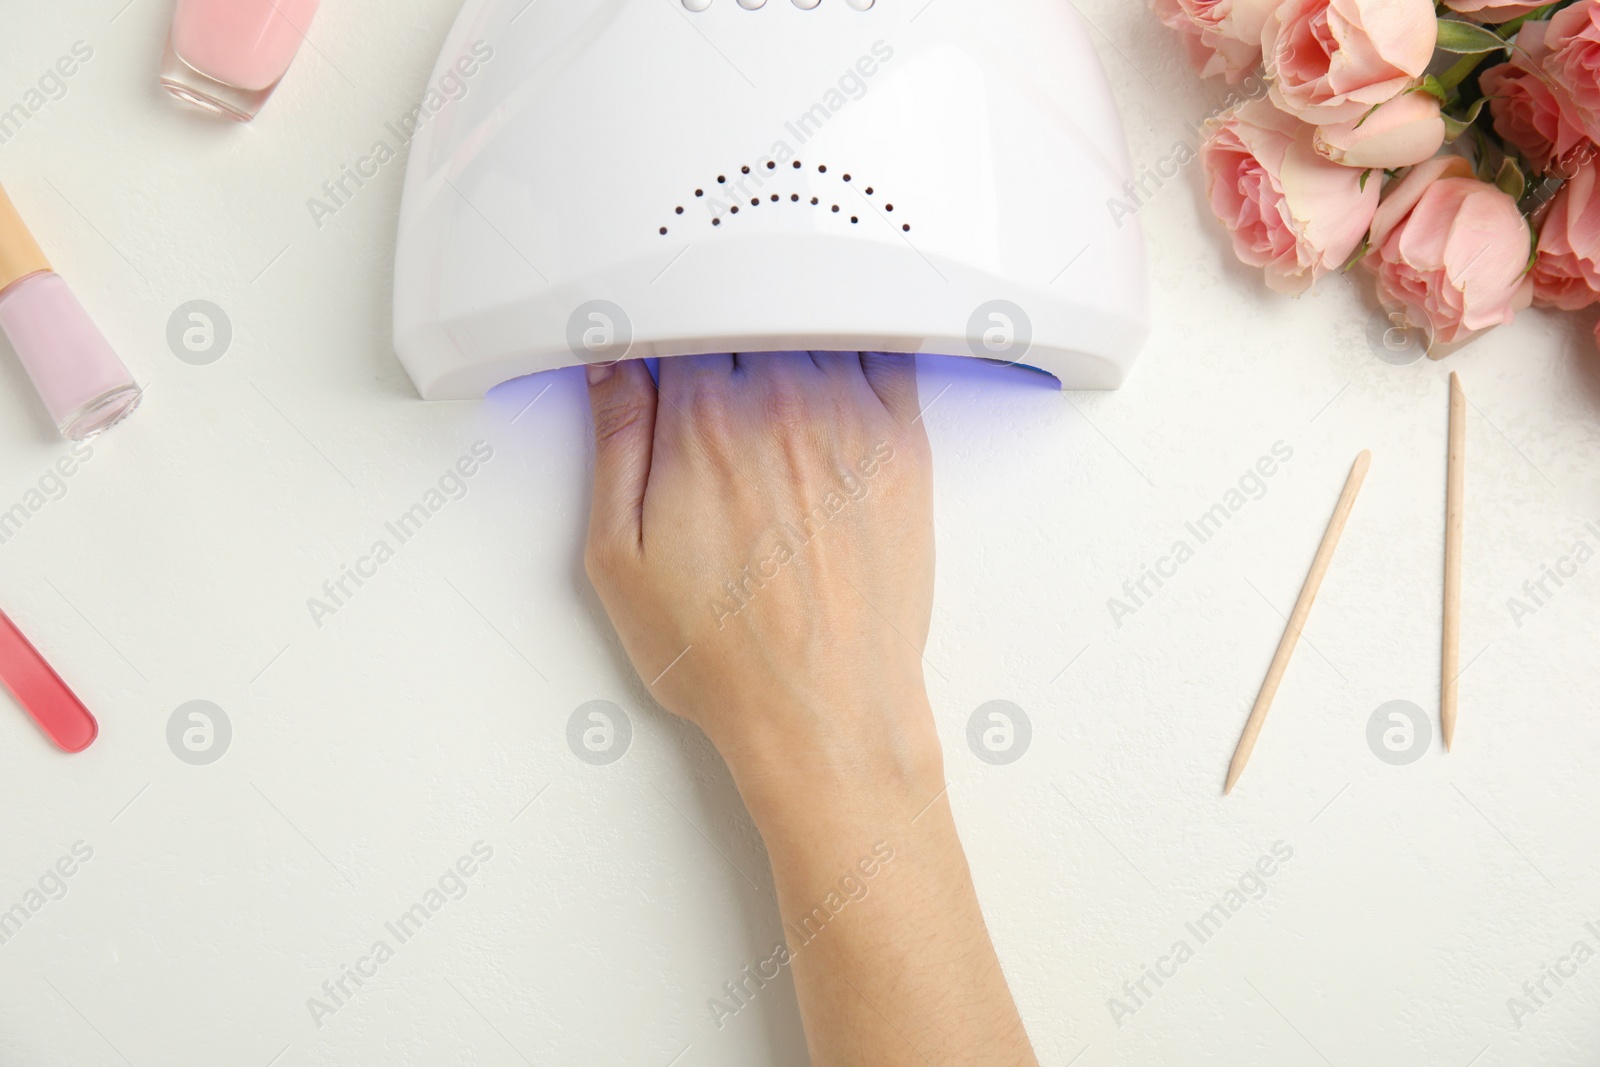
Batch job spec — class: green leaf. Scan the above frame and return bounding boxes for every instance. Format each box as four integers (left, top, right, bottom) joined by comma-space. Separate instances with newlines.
1360, 168, 1373, 192
1442, 96, 1494, 142
1412, 75, 1450, 104
1342, 234, 1372, 273
1497, 156, 1527, 200
1437, 19, 1512, 54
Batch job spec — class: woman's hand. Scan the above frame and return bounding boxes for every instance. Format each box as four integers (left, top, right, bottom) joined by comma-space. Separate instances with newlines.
581, 352, 940, 827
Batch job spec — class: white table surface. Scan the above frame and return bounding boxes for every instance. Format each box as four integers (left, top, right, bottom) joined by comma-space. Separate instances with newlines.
1, 2, 1597, 1065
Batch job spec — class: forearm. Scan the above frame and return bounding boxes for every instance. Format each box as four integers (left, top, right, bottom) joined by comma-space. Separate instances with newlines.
733, 697, 1038, 1067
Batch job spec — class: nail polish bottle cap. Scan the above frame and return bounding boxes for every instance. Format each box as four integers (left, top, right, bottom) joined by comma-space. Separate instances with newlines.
0, 184, 52, 295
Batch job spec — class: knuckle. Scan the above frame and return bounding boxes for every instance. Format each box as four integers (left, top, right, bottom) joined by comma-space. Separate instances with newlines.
592, 396, 651, 447
758, 381, 809, 434
685, 387, 736, 441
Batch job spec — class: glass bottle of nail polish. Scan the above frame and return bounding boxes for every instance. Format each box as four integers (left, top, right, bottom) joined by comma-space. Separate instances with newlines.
161, 0, 323, 122
0, 185, 141, 441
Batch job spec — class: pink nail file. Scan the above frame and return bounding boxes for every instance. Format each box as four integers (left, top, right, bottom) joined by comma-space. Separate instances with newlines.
0, 607, 98, 752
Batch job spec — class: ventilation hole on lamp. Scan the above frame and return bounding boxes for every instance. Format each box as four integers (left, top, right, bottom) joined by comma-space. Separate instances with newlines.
675, 206, 684, 215
660, 227, 668, 235
691, 169, 908, 235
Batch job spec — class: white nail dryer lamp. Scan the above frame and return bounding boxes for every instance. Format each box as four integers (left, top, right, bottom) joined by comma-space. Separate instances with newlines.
392, 0, 1147, 398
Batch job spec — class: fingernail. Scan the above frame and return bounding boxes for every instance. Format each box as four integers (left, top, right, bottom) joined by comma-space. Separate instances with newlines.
586, 362, 614, 385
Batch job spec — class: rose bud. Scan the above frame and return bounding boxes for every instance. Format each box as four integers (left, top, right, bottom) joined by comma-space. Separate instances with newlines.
1314, 91, 1447, 169
1543, 2, 1600, 144
1365, 156, 1535, 350
1480, 19, 1595, 177
1262, 0, 1437, 124
1202, 98, 1380, 293
1150, 0, 1287, 83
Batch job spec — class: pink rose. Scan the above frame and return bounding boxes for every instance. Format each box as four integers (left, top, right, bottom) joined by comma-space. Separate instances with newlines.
1201, 98, 1380, 293
1531, 162, 1600, 309
1441, 0, 1553, 22
1544, 2, 1600, 139
1151, 0, 1285, 83
1262, 0, 1437, 123
1365, 156, 1535, 348
1480, 21, 1595, 176
1313, 90, 1446, 168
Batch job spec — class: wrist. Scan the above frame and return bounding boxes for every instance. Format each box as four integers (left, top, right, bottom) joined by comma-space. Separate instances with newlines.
716, 686, 947, 848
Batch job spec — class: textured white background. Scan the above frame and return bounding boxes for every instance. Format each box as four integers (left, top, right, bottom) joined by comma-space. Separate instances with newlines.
0, 2, 1597, 1065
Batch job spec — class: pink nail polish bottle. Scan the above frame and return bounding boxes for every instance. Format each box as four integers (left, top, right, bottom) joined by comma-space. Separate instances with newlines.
161, 0, 323, 122
0, 185, 142, 441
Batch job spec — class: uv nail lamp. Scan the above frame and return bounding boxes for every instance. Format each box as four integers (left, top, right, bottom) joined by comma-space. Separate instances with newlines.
392, 0, 1148, 398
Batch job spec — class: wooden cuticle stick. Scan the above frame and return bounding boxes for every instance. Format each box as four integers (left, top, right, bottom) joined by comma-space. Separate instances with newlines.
1225, 450, 1372, 795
